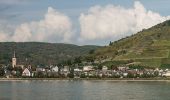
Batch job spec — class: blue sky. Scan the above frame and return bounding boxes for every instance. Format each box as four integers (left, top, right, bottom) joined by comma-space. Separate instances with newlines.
0, 0, 170, 45
1, 0, 169, 23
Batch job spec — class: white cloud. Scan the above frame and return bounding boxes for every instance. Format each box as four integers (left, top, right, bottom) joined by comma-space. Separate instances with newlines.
12, 7, 73, 43
79, 1, 170, 41
0, 1, 170, 45
0, 31, 8, 42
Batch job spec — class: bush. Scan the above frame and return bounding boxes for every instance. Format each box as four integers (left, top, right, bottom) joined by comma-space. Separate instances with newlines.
67, 73, 74, 78
80, 73, 86, 78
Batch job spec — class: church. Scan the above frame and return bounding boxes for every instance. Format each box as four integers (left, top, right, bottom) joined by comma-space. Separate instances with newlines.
11, 51, 24, 69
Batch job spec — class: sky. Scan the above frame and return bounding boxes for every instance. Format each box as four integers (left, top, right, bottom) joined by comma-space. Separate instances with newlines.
0, 0, 170, 45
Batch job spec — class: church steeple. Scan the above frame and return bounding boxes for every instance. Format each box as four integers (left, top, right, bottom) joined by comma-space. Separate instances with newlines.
13, 51, 16, 58
12, 51, 17, 68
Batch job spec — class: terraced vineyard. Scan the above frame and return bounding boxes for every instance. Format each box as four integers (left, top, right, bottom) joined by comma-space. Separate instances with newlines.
91, 20, 170, 68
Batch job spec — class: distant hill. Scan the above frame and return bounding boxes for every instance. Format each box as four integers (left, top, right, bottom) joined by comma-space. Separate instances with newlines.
0, 42, 100, 66
91, 20, 170, 68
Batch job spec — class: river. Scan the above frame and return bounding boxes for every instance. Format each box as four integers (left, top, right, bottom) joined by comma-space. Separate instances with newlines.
0, 80, 170, 100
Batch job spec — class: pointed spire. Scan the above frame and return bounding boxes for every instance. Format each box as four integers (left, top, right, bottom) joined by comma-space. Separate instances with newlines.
14, 50, 16, 58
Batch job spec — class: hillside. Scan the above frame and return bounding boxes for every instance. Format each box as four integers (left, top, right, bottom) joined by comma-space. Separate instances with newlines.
91, 20, 170, 68
0, 42, 100, 66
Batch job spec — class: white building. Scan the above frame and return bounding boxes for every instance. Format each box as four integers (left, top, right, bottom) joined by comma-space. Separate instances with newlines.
102, 66, 108, 71
74, 68, 82, 72
52, 66, 59, 72
59, 66, 70, 77
118, 66, 129, 71
36, 67, 45, 72
162, 71, 170, 77
63, 66, 69, 72
22, 68, 31, 77
123, 72, 128, 77
83, 66, 93, 71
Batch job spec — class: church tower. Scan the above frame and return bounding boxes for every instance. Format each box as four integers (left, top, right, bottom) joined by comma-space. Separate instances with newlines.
12, 51, 17, 68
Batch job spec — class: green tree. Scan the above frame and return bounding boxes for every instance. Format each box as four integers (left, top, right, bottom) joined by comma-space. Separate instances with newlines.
67, 72, 74, 78
74, 56, 82, 64
0, 67, 4, 76
98, 64, 102, 70
109, 41, 113, 46
14, 67, 23, 77
89, 49, 95, 54
80, 73, 86, 78
67, 59, 72, 66
6, 65, 13, 71
85, 55, 94, 62
36, 71, 44, 78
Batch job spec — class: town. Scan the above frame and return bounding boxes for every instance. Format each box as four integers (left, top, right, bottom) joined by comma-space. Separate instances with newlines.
0, 51, 170, 79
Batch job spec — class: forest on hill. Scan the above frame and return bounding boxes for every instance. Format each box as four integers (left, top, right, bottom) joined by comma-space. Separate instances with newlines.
0, 42, 100, 66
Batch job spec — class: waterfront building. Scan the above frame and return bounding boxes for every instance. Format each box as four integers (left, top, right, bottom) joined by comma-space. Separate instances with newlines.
52, 66, 59, 72
59, 66, 70, 77
22, 68, 31, 77
118, 66, 129, 71
74, 68, 82, 78
74, 68, 82, 72
63, 66, 70, 76
63, 66, 69, 72
102, 66, 108, 72
162, 71, 170, 77
123, 72, 128, 77
83, 66, 93, 72
36, 67, 45, 72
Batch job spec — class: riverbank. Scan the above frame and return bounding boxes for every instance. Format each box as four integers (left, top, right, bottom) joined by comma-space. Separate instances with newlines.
1, 78, 170, 81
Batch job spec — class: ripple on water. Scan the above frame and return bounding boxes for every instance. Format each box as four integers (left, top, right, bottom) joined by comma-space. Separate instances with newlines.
0, 80, 170, 100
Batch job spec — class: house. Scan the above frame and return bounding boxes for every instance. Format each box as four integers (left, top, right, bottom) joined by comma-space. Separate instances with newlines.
101, 66, 109, 76
73, 68, 82, 78
63, 66, 70, 72
127, 70, 137, 77
102, 66, 108, 72
5, 71, 12, 78
52, 66, 59, 72
60, 66, 70, 77
118, 66, 129, 71
22, 68, 31, 77
158, 69, 163, 76
162, 71, 170, 77
83, 66, 93, 72
137, 70, 144, 76
74, 68, 82, 72
36, 67, 45, 72
123, 72, 128, 77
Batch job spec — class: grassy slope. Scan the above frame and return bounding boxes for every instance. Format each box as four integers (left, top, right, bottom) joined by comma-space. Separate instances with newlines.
92, 20, 170, 68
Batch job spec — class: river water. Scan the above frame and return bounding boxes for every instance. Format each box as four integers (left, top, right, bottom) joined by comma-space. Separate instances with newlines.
0, 80, 170, 100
